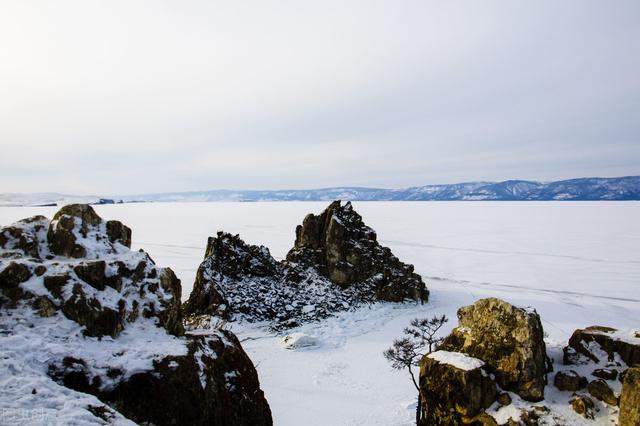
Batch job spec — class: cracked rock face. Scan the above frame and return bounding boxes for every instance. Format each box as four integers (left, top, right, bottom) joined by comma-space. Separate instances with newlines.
184, 201, 428, 327
287, 201, 427, 301
439, 298, 549, 402
1, 205, 272, 426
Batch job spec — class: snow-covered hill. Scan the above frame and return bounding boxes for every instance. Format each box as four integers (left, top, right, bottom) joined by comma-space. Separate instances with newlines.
2, 176, 639, 206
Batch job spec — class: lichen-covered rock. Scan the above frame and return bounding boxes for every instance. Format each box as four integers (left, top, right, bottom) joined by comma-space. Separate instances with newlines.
439, 298, 549, 401
619, 367, 640, 426
563, 326, 640, 367
1, 205, 272, 426
587, 379, 618, 406
570, 395, 595, 419
554, 370, 587, 391
418, 351, 497, 425
185, 201, 428, 327
286, 201, 427, 302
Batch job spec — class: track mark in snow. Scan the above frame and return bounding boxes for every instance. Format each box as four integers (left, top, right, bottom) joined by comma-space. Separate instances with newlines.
426, 275, 640, 303
382, 240, 640, 264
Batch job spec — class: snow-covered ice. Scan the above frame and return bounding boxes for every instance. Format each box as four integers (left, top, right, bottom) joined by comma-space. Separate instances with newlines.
1, 201, 638, 425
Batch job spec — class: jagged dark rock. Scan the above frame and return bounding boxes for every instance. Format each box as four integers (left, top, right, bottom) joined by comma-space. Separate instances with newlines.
185, 201, 428, 327
418, 351, 497, 425
0, 205, 272, 426
286, 201, 427, 301
184, 231, 372, 327
592, 367, 618, 381
563, 326, 640, 367
439, 298, 549, 401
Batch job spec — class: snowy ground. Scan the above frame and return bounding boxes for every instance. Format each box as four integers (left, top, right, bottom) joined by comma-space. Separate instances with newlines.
1, 201, 639, 425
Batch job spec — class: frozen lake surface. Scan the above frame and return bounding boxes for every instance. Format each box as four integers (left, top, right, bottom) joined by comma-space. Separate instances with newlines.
2, 201, 639, 425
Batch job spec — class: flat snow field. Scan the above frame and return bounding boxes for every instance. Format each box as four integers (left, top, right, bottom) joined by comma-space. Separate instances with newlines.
2, 201, 639, 426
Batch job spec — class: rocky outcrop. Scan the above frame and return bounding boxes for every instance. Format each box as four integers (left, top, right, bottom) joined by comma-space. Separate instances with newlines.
439, 298, 549, 401
0, 205, 272, 426
185, 201, 428, 327
563, 326, 640, 367
287, 201, 426, 301
418, 351, 497, 425
619, 367, 640, 426
184, 231, 374, 328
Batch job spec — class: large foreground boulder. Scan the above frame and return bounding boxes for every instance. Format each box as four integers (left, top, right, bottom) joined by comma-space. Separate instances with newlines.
184, 201, 428, 327
0, 205, 272, 426
439, 298, 548, 401
418, 351, 497, 425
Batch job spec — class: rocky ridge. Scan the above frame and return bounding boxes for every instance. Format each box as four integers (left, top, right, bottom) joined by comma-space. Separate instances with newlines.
0, 205, 271, 425
184, 201, 428, 328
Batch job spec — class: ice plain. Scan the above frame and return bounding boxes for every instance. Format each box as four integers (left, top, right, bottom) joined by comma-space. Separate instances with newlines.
1, 201, 638, 425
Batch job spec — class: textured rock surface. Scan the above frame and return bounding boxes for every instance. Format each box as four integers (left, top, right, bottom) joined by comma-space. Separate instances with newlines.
286, 201, 427, 301
563, 326, 640, 367
619, 367, 640, 426
185, 201, 428, 327
554, 370, 587, 391
440, 298, 549, 401
184, 232, 376, 328
570, 395, 595, 419
587, 379, 618, 406
0, 205, 272, 426
49, 332, 272, 426
418, 353, 497, 425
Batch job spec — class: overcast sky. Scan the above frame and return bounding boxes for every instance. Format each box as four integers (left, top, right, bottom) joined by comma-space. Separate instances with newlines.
1, 1, 639, 195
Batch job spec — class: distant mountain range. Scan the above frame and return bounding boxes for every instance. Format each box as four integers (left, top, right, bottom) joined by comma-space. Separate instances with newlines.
1, 176, 639, 207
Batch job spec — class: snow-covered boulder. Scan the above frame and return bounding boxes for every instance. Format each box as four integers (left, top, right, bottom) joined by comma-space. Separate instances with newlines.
184, 201, 428, 328
0, 205, 272, 425
280, 333, 319, 350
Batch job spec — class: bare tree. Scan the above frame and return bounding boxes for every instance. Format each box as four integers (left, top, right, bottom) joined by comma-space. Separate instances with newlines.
384, 314, 448, 425
383, 314, 449, 391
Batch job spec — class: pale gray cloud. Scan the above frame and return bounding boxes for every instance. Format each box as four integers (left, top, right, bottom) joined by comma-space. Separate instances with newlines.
0, 0, 638, 194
